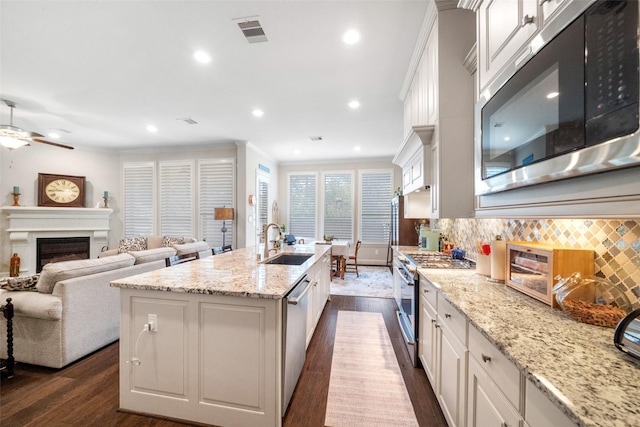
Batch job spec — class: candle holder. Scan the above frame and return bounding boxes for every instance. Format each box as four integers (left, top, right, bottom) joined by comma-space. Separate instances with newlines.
11, 192, 20, 207
102, 196, 109, 208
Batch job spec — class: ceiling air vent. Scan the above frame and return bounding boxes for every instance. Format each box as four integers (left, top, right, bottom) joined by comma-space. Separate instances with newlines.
234, 16, 268, 44
177, 118, 198, 125
310, 136, 323, 142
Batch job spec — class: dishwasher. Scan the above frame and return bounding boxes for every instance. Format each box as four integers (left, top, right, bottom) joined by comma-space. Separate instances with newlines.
282, 274, 312, 414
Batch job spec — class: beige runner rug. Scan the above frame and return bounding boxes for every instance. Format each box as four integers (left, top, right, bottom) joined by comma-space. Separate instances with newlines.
324, 311, 419, 427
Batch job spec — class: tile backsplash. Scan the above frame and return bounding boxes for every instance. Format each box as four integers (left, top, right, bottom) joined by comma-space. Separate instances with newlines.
433, 218, 640, 309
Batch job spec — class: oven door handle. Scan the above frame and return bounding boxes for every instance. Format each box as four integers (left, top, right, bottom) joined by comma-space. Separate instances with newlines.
396, 311, 415, 346
394, 265, 415, 286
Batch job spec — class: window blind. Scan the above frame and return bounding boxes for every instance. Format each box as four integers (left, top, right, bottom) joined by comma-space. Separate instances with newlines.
288, 173, 317, 239
199, 159, 234, 247
257, 178, 269, 243
159, 160, 194, 237
360, 170, 393, 243
323, 172, 353, 240
123, 162, 154, 238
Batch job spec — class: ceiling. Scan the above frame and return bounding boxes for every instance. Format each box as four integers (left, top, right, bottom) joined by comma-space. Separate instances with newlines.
0, 0, 430, 163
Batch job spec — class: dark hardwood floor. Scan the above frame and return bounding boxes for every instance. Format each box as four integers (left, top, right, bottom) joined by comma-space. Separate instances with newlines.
0, 296, 447, 427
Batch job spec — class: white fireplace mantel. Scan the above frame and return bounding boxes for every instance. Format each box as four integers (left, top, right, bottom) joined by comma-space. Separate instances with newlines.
2, 206, 113, 275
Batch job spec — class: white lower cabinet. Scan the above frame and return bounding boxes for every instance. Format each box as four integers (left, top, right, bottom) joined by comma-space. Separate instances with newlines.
525, 379, 576, 427
467, 356, 522, 427
418, 275, 468, 427
418, 283, 438, 387
307, 255, 330, 347
437, 321, 467, 427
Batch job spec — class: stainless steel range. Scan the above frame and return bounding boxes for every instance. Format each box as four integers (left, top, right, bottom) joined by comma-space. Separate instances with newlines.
393, 251, 474, 366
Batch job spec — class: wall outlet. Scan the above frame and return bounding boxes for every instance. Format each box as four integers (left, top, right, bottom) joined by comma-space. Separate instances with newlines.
375, 249, 379, 255
148, 314, 158, 332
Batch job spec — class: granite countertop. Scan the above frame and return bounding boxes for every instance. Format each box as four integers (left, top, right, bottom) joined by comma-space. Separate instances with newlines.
110, 244, 330, 299
419, 267, 640, 427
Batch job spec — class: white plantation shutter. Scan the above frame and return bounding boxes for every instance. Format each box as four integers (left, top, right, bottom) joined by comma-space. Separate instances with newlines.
159, 160, 194, 237
360, 170, 393, 243
323, 172, 353, 240
257, 178, 269, 243
288, 173, 317, 239
199, 159, 234, 247
123, 162, 155, 238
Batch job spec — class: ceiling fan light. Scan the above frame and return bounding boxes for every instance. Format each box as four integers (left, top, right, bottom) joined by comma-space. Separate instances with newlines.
0, 136, 29, 149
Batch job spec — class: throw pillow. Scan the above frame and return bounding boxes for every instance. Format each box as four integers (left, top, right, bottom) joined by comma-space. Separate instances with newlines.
0, 274, 40, 292
162, 236, 185, 247
118, 236, 147, 253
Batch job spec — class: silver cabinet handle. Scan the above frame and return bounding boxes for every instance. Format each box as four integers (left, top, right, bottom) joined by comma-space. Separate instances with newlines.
431, 319, 436, 324
435, 324, 440, 329
423, 288, 429, 293
522, 14, 535, 26
482, 354, 492, 363
445, 313, 451, 319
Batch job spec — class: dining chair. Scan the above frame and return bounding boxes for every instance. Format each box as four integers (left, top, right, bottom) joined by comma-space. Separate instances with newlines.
165, 252, 200, 267
345, 240, 362, 277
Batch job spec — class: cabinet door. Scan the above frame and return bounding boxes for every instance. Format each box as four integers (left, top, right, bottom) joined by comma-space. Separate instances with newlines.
437, 322, 467, 427
424, 22, 438, 125
467, 356, 522, 427
419, 291, 438, 389
478, 0, 539, 91
539, 0, 569, 26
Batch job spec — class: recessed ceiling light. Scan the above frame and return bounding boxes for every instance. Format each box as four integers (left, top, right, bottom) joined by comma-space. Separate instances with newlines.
252, 109, 264, 117
147, 125, 158, 133
354, 146, 361, 151
348, 100, 360, 109
48, 132, 60, 139
343, 29, 360, 45
194, 50, 212, 63
294, 149, 301, 155
546, 91, 559, 99
504, 136, 510, 141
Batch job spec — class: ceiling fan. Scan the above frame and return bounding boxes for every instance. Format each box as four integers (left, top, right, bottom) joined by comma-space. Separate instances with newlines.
0, 99, 74, 150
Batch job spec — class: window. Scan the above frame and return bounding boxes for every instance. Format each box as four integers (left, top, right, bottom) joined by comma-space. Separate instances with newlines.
159, 160, 194, 237
199, 159, 234, 246
257, 171, 270, 243
323, 172, 353, 240
288, 173, 317, 239
122, 162, 154, 238
360, 169, 393, 243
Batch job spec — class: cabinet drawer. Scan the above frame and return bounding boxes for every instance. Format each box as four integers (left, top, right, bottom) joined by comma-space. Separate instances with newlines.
437, 294, 467, 346
468, 325, 521, 411
420, 279, 438, 310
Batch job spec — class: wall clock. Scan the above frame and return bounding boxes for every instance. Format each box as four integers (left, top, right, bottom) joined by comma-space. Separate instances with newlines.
38, 173, 86, 207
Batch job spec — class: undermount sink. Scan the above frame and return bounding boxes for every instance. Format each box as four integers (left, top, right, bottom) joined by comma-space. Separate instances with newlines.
262, 254, 312, 265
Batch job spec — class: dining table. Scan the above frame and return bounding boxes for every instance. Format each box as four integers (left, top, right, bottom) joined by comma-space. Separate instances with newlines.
329, 240, 350, 279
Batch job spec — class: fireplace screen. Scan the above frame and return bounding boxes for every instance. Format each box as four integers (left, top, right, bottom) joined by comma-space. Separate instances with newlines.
36, 237, 90, 273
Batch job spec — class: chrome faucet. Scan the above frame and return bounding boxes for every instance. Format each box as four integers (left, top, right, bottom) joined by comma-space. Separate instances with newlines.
263, 223, 282, 260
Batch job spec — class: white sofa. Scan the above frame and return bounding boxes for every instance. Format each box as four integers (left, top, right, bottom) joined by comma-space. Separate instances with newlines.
99, 235, 211, 262
0, 236, 211, 369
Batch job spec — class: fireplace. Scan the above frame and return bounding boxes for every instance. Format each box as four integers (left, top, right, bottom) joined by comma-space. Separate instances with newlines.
1, 206, 112, 276
36, 237, 91, 273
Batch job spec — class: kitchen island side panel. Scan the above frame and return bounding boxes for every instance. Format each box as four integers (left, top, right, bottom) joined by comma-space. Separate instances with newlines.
119, 288, 282, 427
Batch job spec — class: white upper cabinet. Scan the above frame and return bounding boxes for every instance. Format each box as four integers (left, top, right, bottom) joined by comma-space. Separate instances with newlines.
395, 4, 475, 219
477, 0, 539, 93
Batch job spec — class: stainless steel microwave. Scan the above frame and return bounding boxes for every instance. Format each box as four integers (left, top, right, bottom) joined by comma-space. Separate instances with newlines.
476, 0, 640, 195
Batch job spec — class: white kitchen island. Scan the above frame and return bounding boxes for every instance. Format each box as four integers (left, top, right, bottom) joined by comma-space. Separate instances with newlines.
110, 244, 331, 427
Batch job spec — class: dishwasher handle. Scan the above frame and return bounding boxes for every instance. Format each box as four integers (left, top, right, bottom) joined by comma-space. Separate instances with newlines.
287, 276, 313, 305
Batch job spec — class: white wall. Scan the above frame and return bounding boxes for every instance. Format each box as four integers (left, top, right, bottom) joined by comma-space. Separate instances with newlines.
236, 142, 279, 249
0, 145, 119, 271
278, 158, 402, 265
